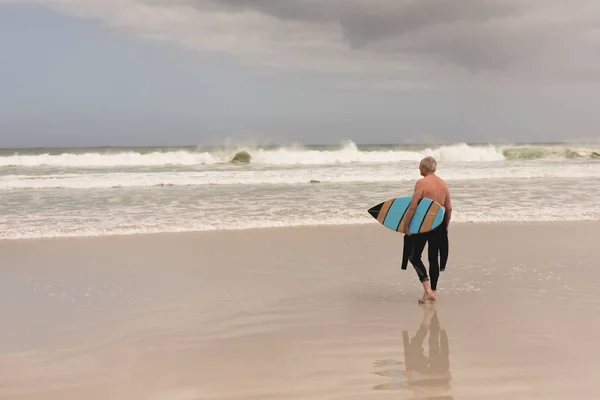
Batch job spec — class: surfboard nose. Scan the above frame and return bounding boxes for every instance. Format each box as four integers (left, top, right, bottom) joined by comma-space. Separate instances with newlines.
367, 203, 383, 219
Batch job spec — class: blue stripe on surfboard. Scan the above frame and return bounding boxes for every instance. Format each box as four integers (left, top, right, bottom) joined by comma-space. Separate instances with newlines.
409, 197, 433, 234
381, 197, 410, 230
432, 207, 445, 230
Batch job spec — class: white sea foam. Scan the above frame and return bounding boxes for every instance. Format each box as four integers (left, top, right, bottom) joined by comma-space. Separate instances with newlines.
2, 162, 599, 190
0, 142, 574, 168
0, 150, 222, 168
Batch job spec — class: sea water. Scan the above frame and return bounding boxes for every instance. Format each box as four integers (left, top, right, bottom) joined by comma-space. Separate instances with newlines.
1, 141, 599, 239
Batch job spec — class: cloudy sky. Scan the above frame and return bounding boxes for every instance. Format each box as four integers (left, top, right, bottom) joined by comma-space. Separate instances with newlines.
1, 0, 599, 147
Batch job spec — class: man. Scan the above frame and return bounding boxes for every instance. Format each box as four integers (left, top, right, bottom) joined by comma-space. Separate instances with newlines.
402, 156, 452, 303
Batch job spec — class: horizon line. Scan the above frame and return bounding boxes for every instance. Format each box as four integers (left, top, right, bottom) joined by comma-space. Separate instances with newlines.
1, 139, 597, 150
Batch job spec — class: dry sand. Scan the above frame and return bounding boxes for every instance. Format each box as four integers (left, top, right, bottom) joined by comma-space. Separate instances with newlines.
1, 221, 599, 400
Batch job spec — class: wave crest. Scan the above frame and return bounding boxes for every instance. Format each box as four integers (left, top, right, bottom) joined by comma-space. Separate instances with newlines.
1, 142, 598, 168
0, 142, 504, 168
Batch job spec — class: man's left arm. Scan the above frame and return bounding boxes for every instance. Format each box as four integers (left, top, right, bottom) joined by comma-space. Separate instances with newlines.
402, 181, 424, 235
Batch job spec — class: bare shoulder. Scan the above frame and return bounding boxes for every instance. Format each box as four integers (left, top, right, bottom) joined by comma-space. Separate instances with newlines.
412, 177, 425, 187
441, 177, 451, 193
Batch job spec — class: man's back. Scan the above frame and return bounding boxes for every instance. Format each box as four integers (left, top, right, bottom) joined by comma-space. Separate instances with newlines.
417, 174, 451, 210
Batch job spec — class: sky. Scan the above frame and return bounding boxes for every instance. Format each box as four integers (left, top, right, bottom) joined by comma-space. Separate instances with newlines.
1, 0, 599, 147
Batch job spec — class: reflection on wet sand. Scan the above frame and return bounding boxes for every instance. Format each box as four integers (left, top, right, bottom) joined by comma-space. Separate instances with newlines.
373, 304, 453, 399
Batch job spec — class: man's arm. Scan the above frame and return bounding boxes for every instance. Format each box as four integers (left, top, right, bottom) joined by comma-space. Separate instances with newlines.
402, 180, 424, 235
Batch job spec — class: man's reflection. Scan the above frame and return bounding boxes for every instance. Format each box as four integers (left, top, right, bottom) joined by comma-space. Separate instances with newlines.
373, 304, 453, 399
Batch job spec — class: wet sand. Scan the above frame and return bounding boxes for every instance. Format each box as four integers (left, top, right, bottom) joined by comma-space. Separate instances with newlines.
1, 221, 599, 400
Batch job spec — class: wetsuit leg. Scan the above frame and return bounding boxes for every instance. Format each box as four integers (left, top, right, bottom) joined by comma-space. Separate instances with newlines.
409, 234, 429, 283
439, 225, 449, 272
427, 227, 442, 291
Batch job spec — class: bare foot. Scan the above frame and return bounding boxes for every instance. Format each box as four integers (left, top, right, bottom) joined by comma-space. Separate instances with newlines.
418, 291, 437, 303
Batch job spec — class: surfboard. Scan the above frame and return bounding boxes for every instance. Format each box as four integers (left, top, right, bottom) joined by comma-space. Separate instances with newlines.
367, 197, 445, 235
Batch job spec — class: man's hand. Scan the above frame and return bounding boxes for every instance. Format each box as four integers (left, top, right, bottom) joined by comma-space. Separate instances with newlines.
403, 226, 411, 236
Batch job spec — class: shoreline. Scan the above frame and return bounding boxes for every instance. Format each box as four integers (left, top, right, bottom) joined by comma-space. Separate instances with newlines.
2, 219, 599, 243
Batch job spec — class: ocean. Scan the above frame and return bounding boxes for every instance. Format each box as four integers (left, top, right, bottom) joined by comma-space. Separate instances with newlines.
1, 141, 599, 239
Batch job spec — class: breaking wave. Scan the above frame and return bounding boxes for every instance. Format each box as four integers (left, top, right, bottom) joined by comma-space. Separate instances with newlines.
502, 146, 600, 160
2, 142, 598, 168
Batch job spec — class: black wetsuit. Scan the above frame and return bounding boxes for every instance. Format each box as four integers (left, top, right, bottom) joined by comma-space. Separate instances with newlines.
401, 224, 448, 291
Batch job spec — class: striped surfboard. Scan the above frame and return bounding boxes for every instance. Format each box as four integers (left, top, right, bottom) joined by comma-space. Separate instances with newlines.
367, 197, 445, 235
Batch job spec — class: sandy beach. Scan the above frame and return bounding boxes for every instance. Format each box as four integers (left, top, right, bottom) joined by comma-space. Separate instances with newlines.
3, 1, 600, 398
1, 221, 599, 400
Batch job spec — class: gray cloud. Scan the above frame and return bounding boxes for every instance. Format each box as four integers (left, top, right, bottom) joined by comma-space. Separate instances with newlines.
175, 0, 599, 75
210, 0, 520, 46
11, 0, 600, 81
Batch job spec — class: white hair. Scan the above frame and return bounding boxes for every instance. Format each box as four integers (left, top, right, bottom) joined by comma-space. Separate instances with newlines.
420, 156, 437, 172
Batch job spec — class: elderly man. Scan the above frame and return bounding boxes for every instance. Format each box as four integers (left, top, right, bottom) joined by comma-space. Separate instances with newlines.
402, 156, 452, 303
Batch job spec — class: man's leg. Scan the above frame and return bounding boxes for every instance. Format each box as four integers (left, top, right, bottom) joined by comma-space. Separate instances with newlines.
409, 234, 436, 302
439, 224, 449, 272
427, 228, 442, 293
409, 234, 428, 282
